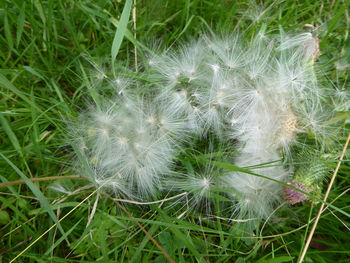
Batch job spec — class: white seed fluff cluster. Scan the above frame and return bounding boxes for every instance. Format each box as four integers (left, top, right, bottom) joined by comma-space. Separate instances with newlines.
72, 28, 338, 221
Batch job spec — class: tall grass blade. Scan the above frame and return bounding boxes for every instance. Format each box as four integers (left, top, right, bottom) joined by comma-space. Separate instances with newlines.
111, 0, 132, 71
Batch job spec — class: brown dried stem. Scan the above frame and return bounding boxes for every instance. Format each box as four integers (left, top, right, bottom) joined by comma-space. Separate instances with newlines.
0, 175, 86, 188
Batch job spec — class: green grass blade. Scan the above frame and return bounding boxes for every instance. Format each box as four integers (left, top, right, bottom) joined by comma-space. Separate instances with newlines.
204, 159, 297, 190
33, 0, 47, 25
4, 14, 14, 50
130, 224, 159, 263
0, 153, 68, 244
0, 114, 23, 158
16, 2, 26, 48
111, 0, 132, 71
44, 218, 83, 256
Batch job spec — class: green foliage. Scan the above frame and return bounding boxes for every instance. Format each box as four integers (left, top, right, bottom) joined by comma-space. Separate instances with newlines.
1, 0, 350, 262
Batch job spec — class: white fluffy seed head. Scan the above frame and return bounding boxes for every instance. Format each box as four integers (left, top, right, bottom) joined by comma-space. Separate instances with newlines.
72, 91, 184, 199
71, 29, 336, 223
206, 33, 244, 70
278, 32, 320, 60
333, 85, 350, 112
221, 152, 291, 219
164, 163, 220, 214
273, 108, 298, 154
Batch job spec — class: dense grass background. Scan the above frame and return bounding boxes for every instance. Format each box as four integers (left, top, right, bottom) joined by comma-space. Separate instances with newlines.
1, 0, 350, 262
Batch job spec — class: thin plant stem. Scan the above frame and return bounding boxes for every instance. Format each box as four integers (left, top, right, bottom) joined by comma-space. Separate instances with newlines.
0, 175, 85, 188
9, 189, 99, 263
133, 0, 138, 73
298, 132, 350, 263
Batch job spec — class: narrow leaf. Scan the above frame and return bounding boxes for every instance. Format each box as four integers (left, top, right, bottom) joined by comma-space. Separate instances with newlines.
0, 114, 23, 158
111, 0, 132, 69
4, 14, 14, 50
16, 3, 26, 47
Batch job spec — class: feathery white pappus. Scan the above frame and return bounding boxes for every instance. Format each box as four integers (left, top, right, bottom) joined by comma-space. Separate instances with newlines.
72, 93, 183, 199
69, 28, 340, 223
221, 152, 291, 219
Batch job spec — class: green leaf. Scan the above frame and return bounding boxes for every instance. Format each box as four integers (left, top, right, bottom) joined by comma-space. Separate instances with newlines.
16, 2, 26, 47
4, 14, 14, 50
33, 0, 47, 25
0, 114, 23, 158
111, 0, 132, 70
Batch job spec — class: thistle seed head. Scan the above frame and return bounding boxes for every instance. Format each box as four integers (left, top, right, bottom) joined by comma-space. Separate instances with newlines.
283, 182, 309, 205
